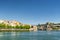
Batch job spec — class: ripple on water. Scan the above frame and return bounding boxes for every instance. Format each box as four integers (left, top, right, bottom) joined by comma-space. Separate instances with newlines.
0, 31, 60, 40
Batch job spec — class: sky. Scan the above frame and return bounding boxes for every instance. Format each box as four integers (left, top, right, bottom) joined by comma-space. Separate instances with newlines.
0, 0, 60, 25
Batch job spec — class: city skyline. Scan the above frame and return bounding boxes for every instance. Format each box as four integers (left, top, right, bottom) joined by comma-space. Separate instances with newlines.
0, 0, 60, 25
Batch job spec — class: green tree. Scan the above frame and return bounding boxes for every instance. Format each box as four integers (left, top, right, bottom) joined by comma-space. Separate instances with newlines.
23, 25, 30, 29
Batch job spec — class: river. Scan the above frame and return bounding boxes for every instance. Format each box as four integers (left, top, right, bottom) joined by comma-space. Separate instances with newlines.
0, 31, 60, 40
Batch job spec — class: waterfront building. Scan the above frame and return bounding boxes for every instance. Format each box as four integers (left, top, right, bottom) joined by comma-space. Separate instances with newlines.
0, 20, 22, 26
47, 25, 53, 30
9, 20, 21, 26
0, 20, 9, 26
29, 25, 37, 31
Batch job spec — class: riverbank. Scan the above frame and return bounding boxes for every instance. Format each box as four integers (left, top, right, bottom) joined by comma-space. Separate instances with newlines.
0, 29, 30, 32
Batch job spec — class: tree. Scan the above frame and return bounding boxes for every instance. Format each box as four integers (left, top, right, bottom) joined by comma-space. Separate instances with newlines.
0, 23, 6, 29
23, 25, 30, 29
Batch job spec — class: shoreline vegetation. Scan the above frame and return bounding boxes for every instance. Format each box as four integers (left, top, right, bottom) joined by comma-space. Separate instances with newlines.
0, 20, 60, 31
0, 20, 31, 32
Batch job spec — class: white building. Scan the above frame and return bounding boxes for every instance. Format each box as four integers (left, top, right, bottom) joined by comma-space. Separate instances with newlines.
9, 20, 21, 26
0, 20, 5, 23
0, 20, 21, 26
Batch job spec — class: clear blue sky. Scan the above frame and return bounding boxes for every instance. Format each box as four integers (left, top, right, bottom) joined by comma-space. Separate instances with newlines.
0, 0, 60, 24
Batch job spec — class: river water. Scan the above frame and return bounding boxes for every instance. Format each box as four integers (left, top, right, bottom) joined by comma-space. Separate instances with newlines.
0, 31, 60, 40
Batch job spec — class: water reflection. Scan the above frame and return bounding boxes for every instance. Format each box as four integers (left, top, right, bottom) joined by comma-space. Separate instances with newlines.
0, 31, 59, 40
